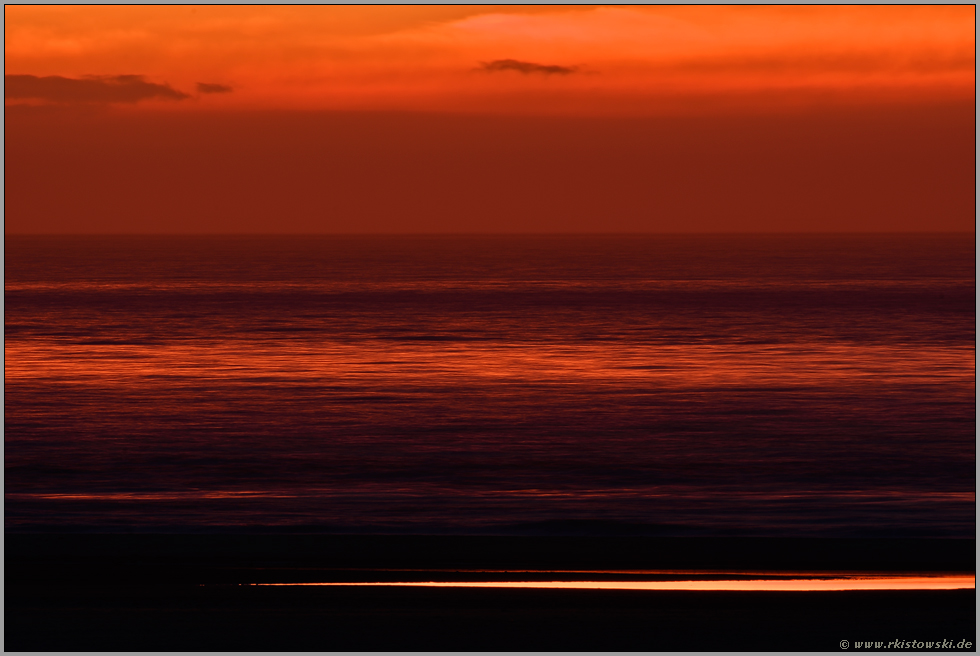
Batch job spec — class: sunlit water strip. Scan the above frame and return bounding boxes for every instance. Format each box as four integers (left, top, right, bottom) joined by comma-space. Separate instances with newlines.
258, 576, 974, 591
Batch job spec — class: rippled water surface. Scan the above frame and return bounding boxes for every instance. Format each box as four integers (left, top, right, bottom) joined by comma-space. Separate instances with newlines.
5, 235, 975, 535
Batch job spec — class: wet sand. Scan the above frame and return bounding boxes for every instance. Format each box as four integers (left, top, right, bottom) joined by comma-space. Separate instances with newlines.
6, 534, 975, 651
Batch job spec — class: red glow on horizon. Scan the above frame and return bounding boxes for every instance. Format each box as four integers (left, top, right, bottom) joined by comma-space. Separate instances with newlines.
4, 6, 974, 234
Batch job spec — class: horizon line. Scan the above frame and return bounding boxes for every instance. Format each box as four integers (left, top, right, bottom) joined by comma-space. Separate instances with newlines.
6, 231, 976, 237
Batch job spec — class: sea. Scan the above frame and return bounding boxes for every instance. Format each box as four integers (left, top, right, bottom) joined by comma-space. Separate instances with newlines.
4, 234, 975, 537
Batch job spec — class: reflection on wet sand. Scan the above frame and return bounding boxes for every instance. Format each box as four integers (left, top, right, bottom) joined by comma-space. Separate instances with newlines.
259, 575, 975, 591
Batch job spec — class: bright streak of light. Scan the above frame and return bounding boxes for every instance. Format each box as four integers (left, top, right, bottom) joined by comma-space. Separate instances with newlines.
257, 576, 975, 591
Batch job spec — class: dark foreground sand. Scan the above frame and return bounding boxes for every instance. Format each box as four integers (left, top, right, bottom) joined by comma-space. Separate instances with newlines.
6, 584, 975, 651
6, 534, 975, 651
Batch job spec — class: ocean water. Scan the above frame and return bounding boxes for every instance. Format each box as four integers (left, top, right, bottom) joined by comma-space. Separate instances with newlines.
4, 234, 975, 536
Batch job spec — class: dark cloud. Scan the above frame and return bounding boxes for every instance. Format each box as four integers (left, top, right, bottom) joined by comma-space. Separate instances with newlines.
480, 59, 578, 75
4, 74, 189, 104
197, 82, 234, 94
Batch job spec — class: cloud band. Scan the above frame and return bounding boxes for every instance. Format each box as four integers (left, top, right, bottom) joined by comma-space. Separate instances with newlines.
480, 59, 578, 75
5, 74, 189, 103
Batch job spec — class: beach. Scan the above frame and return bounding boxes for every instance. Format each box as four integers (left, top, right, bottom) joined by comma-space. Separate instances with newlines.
6, 534, 975, 650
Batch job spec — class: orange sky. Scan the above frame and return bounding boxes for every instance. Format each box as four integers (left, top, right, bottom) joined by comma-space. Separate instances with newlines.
5, 5, 974, 114
4, 6, 975, 233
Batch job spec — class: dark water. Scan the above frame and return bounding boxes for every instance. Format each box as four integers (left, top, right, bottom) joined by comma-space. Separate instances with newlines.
4, 235, 975, 536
